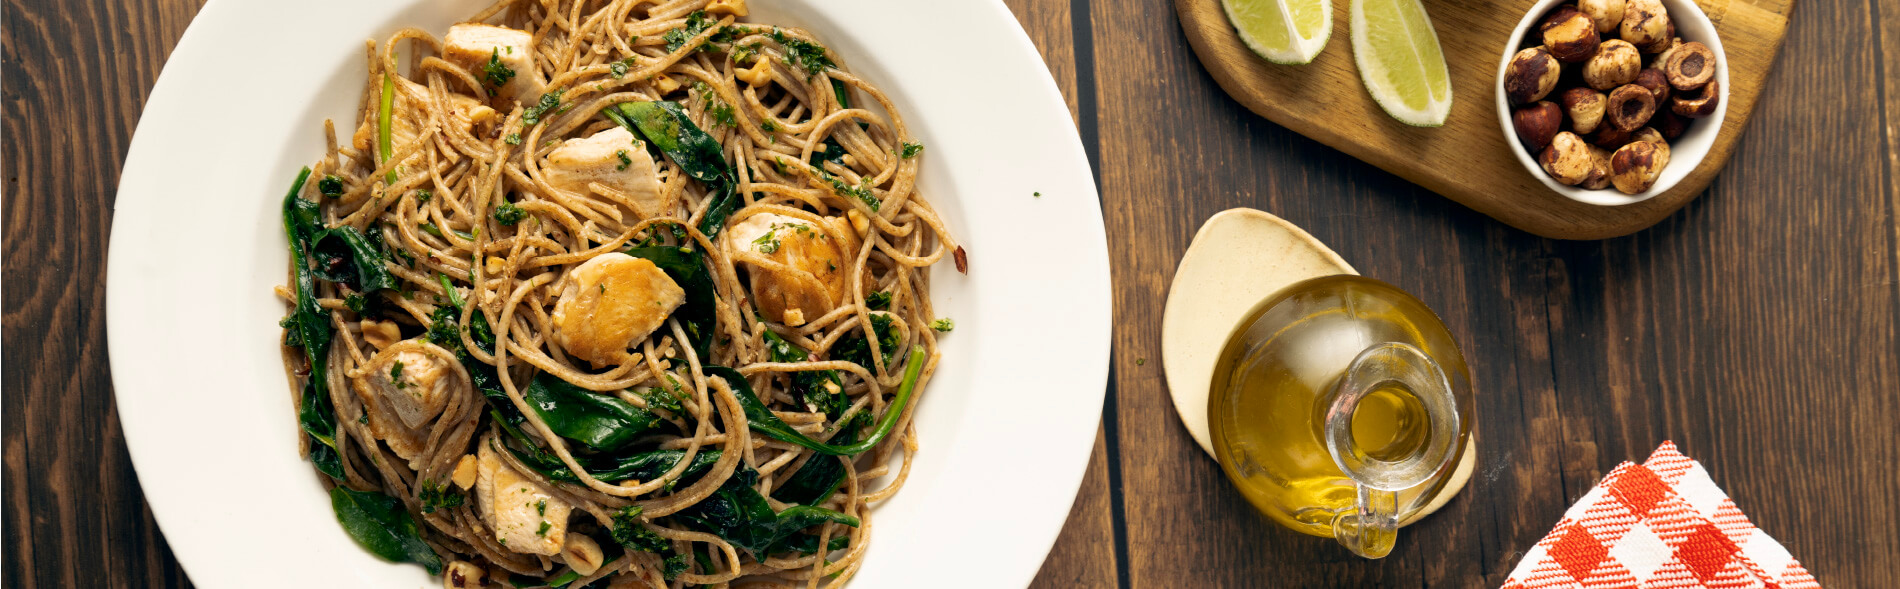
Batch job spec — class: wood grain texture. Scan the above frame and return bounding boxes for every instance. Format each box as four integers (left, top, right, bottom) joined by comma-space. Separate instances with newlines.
4, 0, 206, 587
7, 0, 1900, 587
1173, 0, 1792, 239
1094, 0, 1898, 584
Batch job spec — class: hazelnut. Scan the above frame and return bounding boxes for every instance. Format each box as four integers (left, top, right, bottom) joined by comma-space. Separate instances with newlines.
1559, 87, 1607, 134
1605, 84, 1657, 131
1580, 145, 1615, 190
1640, 20, 1676, 53
1670, 79, 1720, 117
1610, 139, 1669, 194
1619, 0, 1670, 49
444, 561, 486, 589
1632, 127, 1671, 161
1578, 0, 1625, 35
1541, 7, 1601, 62
1663, 41, 1716, 90
1652, 37, 1687, 68
1505, 47, 1562, 104
1582, 39, 1642, 90
1634, 69, 1671, 103
1652, 108, 1687, 140
1587, 125, 1634, 149
1513, 101, 1564, 152
1540, 132, 1595, 185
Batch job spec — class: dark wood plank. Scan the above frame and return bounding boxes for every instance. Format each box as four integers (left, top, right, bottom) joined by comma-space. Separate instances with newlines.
3, 0, 207, 588
1092, 0, 1900, 585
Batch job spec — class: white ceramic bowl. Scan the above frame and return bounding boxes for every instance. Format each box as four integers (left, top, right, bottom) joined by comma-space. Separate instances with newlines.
1495, 0, 1729, 206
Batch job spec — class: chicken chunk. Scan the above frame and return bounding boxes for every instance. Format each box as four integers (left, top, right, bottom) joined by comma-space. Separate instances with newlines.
352, 77, 496, 157
725, 213, 865, 326
476, 443, 571, 555
365, 348, 457, 429
551, 253, 687, 367
543, 127, 673, 220
443, 23, 547, 106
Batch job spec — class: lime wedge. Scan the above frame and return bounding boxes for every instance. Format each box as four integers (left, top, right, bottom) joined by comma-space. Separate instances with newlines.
1349, 0, 1452, 126
1222, 0, 1332, 65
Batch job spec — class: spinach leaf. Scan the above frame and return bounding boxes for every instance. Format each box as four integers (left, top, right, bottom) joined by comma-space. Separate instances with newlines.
508, 570, 581, 588
775, 533, 850, 556
696, 181, 742, 238
808, 137, 848, 167
703, 344, 924, 457
281, 169, 342, 473
379, 73, 397, 185
488, 394, 718, 487
604, 102, 726, 185
310, 226, 395, 293
834, 314, 899, 369
522, 372, 662, 452
329, 486, 443, 574
673, 464, 859, 556
625, 245, 717, 361
761, 330, 846, 418
773, 416, 860, 506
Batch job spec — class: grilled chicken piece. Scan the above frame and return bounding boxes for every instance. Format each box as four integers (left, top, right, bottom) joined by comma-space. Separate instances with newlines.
443, 23, 547, 106
365, 348, 456, 429
551, 253, 686, 367
724, 213, 864, 326
351, 77, 496, 159
543, 127, 673, 220
476, 443, 571, 555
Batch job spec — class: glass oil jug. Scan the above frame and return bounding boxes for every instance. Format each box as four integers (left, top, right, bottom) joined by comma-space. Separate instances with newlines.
1208, 275, 1473, 558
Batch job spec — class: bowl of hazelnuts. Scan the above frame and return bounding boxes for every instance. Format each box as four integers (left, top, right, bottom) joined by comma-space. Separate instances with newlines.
1495, 0, 1727, 205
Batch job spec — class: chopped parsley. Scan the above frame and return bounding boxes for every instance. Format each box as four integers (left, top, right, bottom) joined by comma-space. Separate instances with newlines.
901, 142, 924, 159
522, 90, 565, 126
536, 521, 551, 537
770, 29, 835, 77
317, 175, 345, 198
695, 82, 738, 128
609, 56, 637, 79
427, 305, 461, 351
760, 120, 779, 133
662, 11, 717, 53
865, 290, 893, 310
931, 318, 955, 332
615, 149, 633, 171
816, 169, 879, 211
344, 293, 367, 314
504, 133, 522, 145
642, 378, 684, 413
415, 189, 433, 202
493, 202, 527, 226
1033, 191, 1042, 197
389, 361, 406, 388
535, 499, 548, 516
418, 480, 463, 514
752, 229, 782, 254
482, 48, 517, 89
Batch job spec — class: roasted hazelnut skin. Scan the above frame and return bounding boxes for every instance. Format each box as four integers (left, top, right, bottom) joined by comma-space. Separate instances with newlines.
1582, 39, 1642, 90
1560, 87, 1608, 134
1506, 47, 1563, 104
1579, 145, 1615, 189
1671, 79, 1720, 117
1541, 7, 1601, 62
1663, 41, 1716, 90
1652, 37, 1687, 69
1610, 139, 1669, 194
1513, 101, 1565, 152
1652, 109, 1687, 140
1540, 132, 1595, 185
1632, 127, 1671, 161
1640, 20, 1676, 53
1578, 0, 1625, 35
1588, 125, 1635, 149
1634, 69, 1671, 103
1605, 84, 1657, 131
1619, 0, 1671, 49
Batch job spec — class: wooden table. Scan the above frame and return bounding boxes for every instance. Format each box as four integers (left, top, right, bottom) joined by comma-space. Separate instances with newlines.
5, 0, 1897, 586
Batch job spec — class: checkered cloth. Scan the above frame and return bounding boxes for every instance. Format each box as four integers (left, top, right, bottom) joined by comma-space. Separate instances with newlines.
1502, 442, 1820, 589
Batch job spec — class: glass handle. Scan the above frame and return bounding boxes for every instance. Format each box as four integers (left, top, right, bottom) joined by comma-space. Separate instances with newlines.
1323, 342, 1461, 559
1331, 484, 1400, 558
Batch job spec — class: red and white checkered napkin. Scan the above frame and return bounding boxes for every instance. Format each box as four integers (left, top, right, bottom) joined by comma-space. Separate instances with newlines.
1502, 441, 1820, 589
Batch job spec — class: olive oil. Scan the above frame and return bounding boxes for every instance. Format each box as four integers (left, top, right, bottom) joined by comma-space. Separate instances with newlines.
1208, 275, 1472, 553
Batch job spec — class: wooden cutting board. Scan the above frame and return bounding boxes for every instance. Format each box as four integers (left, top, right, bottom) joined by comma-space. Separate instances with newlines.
1174, 0, 1793, 239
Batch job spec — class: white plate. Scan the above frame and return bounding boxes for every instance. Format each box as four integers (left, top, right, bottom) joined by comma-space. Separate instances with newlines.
105, 1, 1109, 587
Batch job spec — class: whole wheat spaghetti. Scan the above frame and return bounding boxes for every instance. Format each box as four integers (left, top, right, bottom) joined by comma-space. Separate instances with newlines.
275, 1, 960, 586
